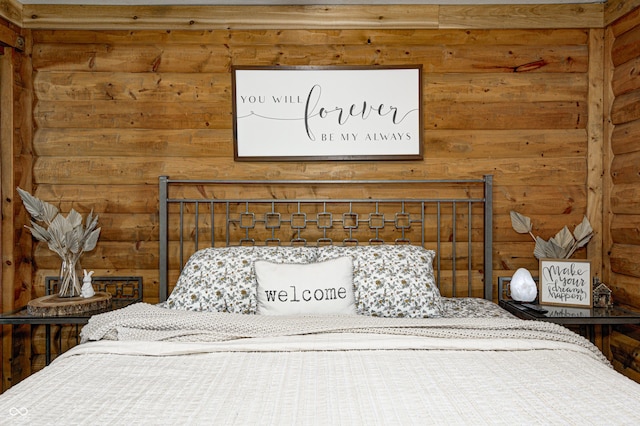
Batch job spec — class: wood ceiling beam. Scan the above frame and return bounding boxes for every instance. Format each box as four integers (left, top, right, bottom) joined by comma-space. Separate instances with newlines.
10, 3, 604, 31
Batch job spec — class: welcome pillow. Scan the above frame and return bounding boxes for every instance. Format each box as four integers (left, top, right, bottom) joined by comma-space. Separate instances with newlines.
255, 257, 356, 316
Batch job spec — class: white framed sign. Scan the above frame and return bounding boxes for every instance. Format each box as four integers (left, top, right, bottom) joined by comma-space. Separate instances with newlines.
232, 65, 422, 161
539, 259, 592, 307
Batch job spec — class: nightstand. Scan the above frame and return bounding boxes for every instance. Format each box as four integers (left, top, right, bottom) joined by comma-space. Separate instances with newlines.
499, 299, 640, 326
498, 276, 640, 357
0, 276, 142, 365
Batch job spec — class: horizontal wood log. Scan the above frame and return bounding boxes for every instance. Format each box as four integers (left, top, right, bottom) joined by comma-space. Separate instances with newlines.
33, 71, 587, 104
494, 212, 590, 242
610, 119, 640, 155
611, 214, 640, 245
610, 183, 640, 214
238, 44, 588, 73
34, 184, 158, 214
34, 241, 161, 270
27, 98, 584, 137
162, 184, 586, 217
33, 157, 587, 185
611, 21, 640, 67
163, 182, 581, 211
30, 29, 590, 47
611, 89, 640, 125
424, 73, 587, 103
611, 150, 640, 184
610, 244, 640, 278
494, 185, 586, 215
612, 56, 640, 96
610, 273, 640, 309
33, 127, 586, 159
92, 213, 158, 241
23, 4, 441, 31
32, 43, 588, 74
29, 183, 586, 218
34, 128, 233, 157
39, 183, 489, 212
34, 72, 231, 102
21, 4, 602, 31
439, 4, 602, 30
423, 129, 586, 159
34, 100, 232, 129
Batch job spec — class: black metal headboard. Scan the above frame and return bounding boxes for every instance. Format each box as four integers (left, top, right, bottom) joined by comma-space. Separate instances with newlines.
158, 176, 493, 302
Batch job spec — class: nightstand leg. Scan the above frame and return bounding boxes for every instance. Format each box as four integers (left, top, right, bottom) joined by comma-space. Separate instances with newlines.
45, 325, 51, 365
598, 324, 612, 360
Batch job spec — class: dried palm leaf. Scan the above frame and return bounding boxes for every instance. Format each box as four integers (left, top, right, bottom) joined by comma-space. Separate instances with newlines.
17, 187, 58, 223
511, 210, 593, 260
510, 211, 532, 234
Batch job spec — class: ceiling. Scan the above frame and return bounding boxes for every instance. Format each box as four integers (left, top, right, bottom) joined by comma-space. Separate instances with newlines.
18, 1, 607, 5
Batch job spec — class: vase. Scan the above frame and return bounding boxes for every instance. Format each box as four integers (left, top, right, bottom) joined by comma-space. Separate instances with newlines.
58, 256, 83, 298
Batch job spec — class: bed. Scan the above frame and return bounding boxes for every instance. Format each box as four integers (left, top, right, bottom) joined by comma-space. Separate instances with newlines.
2, 176, 640, 425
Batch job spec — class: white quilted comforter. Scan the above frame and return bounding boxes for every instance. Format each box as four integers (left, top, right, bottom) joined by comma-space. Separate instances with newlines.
2, 302, 640, 425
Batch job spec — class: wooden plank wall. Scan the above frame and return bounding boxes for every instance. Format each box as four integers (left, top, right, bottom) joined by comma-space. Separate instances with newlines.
22, 26, 594, 367
29, 26, 593, 291
606, 5, 640, 381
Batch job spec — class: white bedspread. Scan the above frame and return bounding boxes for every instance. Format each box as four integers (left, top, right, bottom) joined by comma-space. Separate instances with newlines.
2, 303, 640, 425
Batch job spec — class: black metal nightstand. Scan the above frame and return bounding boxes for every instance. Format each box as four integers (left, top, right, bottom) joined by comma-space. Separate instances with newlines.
0, 276, 142, 365
499, 299, 640, 326
498, 276, 640, 356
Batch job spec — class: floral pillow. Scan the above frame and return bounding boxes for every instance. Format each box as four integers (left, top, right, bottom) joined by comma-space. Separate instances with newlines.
316, 245, 443, 318
165, 246, 317, 314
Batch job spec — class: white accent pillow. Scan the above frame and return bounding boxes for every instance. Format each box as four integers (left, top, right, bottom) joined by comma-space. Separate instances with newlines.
255, 257, 356, 316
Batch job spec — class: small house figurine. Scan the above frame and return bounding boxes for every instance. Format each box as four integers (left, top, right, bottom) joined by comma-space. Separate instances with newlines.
593, 277, 613, 308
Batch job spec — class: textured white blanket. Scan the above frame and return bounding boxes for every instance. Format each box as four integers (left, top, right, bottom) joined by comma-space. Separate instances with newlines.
2, 303, 640, 425
81, 303, 608, 363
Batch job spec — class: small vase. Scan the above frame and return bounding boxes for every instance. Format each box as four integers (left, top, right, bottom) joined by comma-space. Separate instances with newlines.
58, 256, 83, 298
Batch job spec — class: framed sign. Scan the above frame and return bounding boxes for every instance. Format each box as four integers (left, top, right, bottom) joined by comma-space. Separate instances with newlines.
539, 259, 592, 307
232, 65, 422, 161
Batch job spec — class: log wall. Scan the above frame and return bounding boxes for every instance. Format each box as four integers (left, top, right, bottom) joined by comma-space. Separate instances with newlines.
606, 4, 640, 382
24, 26, 595, 368
29, 26, 595, 293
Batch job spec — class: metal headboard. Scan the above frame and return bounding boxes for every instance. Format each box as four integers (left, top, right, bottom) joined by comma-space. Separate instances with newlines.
158, 176, 493, 302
